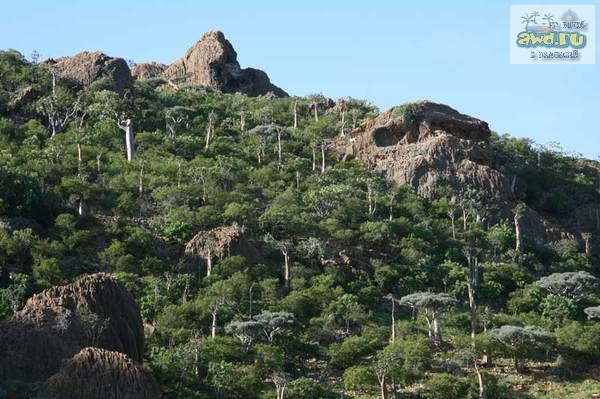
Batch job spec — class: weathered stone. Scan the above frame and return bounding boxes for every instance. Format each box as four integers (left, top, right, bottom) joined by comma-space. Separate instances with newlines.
0, 273, 144, 382
163, 30, 287, 97
131, 62, 167, 80
338, 101, 511, 198
46, 51, 133, 93
41, 347, 161, 399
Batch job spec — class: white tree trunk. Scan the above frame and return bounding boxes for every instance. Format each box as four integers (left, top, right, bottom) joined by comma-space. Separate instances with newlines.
277, 130, 282, 169
138, 161, 144, 194
206, 255, 213, 277
293, 100, 298, 129
514, 215, 523, 259
283, 248, 290, 283
320, 142, 326, 173
211, 311, 217, 338
390, 297, 396, 343
122, 119, 135, 162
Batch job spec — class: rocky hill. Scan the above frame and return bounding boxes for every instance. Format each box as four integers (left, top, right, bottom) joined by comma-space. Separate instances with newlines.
0, 274, 157, 398
41, 347, 161, 399
131, 61, 167, 80
161, 30, 287, 96
45, 51, 133, 93
39, 31, 286, 97
338, 101, 511, 199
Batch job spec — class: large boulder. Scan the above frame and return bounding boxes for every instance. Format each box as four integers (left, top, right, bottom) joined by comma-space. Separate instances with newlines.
338, 101, 511, 198
162, 30, 287, 97
131, 62, 167, 80
0, 273, 144, 382
46, 51, 133, 93
40, 347, 161, 399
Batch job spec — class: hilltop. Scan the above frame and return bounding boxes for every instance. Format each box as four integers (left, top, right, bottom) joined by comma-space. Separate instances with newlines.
0, 31, 599, 399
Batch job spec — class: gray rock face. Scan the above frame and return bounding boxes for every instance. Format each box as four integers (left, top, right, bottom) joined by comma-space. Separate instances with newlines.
46, 51, 133, 93
0, 273, 144, 382
339, 101, 511, 198
41, 347, 161, 399
162, 30, 287, 96
131, 62, 167, 80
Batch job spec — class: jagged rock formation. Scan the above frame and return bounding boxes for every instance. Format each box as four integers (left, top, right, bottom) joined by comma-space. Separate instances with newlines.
338, 101, 512, 199
162, 31, 287, 97
41, 347, 161, 399
0, 273, 144, 382
131, 62, 167, 80
45, 51, 133, 93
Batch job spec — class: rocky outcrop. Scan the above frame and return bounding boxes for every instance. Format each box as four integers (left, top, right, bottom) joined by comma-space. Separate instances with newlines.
338, 101, 512, 199
0, 273, 144, 382
46, 51, 133, 93
41, 347, 161, 399
131, 62, 167, 80
162, 31, 287, 97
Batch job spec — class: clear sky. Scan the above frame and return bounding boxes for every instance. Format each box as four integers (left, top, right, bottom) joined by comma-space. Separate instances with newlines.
2, 0, 598, 158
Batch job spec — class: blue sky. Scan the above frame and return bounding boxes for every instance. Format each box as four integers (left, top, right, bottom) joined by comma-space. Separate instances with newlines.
2, 0, 598, 158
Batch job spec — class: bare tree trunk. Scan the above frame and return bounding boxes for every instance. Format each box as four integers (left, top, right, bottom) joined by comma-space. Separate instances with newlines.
240, 110, 245, 132
206, 255, 213, 277
462, 207, 468, 231
312, 146, 316, 172
96, 154, 101, 173
474, 360, 486, 399
511, 175, 517, 194
340, 108, 345, 137
50, 118, 57, 137
277, 130, 282, 169
320, 142, 326, 173
467, 276, 477, 342
283, 248, 290, 283
205, 112, 215, 150
138, 161, 144, 195
388, 193, 396, 221
432, 311, 442, 344
368, 186, 373, 216
514, 214, 523, 261
390, 297, 396, 343
122, 119, 135, 162
313, 103, 319, 121
205, 128, 211, 149
77, 142, 82, 168
379, 376, 388, 399
211, 311, 217, 338
78, 197, 84, 216
293, 100, 298, 129
447, 209, 456, 239
582, 233, 592, 262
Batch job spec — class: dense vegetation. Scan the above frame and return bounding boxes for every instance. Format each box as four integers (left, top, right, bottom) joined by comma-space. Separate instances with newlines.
1, 49, 599, 399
